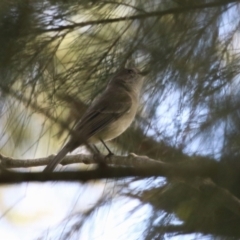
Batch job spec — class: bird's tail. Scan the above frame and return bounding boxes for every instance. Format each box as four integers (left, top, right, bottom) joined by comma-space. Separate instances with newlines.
43, 146, 70, 172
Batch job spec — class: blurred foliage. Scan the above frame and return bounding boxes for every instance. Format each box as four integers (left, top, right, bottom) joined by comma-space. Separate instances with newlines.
1, 0, 240, 239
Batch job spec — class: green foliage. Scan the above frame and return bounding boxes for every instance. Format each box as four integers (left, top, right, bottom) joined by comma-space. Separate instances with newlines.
1, 0, 240, 239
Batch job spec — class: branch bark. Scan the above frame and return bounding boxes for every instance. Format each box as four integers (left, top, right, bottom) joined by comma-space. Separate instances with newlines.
0, 152, 228, 181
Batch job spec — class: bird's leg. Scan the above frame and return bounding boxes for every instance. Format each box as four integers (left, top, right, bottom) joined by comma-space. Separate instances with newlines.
100, 138, 114, 156
92, 144, 101, 154
83, 142, 104, 166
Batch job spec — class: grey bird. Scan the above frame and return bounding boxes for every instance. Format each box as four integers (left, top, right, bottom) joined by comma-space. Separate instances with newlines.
43, 68, 143, 172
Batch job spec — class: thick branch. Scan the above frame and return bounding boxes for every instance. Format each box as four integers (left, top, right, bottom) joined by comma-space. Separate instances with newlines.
0, 152, 228, 180
0, 153, 164, 169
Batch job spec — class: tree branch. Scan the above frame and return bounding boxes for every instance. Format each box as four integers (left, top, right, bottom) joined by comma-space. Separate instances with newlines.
36, 0, 237, 33
0, 152, 227, 181
1, 152, 240, 220
199, 178, 240, 218
0, 152, 164, 169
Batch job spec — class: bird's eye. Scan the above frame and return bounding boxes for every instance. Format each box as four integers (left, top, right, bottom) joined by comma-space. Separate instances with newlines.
127, 69, 135, 74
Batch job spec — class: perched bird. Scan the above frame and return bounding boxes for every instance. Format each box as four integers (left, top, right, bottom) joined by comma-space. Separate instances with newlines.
43, 68, 144, 172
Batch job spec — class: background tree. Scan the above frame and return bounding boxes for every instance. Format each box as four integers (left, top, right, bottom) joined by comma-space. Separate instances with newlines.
0, 0, 240, 239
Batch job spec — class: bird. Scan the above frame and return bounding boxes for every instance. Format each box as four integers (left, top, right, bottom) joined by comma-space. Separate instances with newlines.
43, 67, 144, 172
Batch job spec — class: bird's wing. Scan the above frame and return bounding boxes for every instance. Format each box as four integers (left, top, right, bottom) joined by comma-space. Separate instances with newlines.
73, 89, 132, 140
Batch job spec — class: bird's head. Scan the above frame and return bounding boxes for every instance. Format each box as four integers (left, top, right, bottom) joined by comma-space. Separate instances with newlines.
109, 68, 144, 93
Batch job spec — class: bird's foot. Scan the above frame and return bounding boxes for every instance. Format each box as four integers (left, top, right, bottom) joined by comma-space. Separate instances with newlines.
105, 151, 114, 158
93, 152, 108, 168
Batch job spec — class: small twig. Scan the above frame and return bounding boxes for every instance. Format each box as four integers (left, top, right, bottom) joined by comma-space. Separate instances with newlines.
199, 178, 240, 218
36, 0, 237, 33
